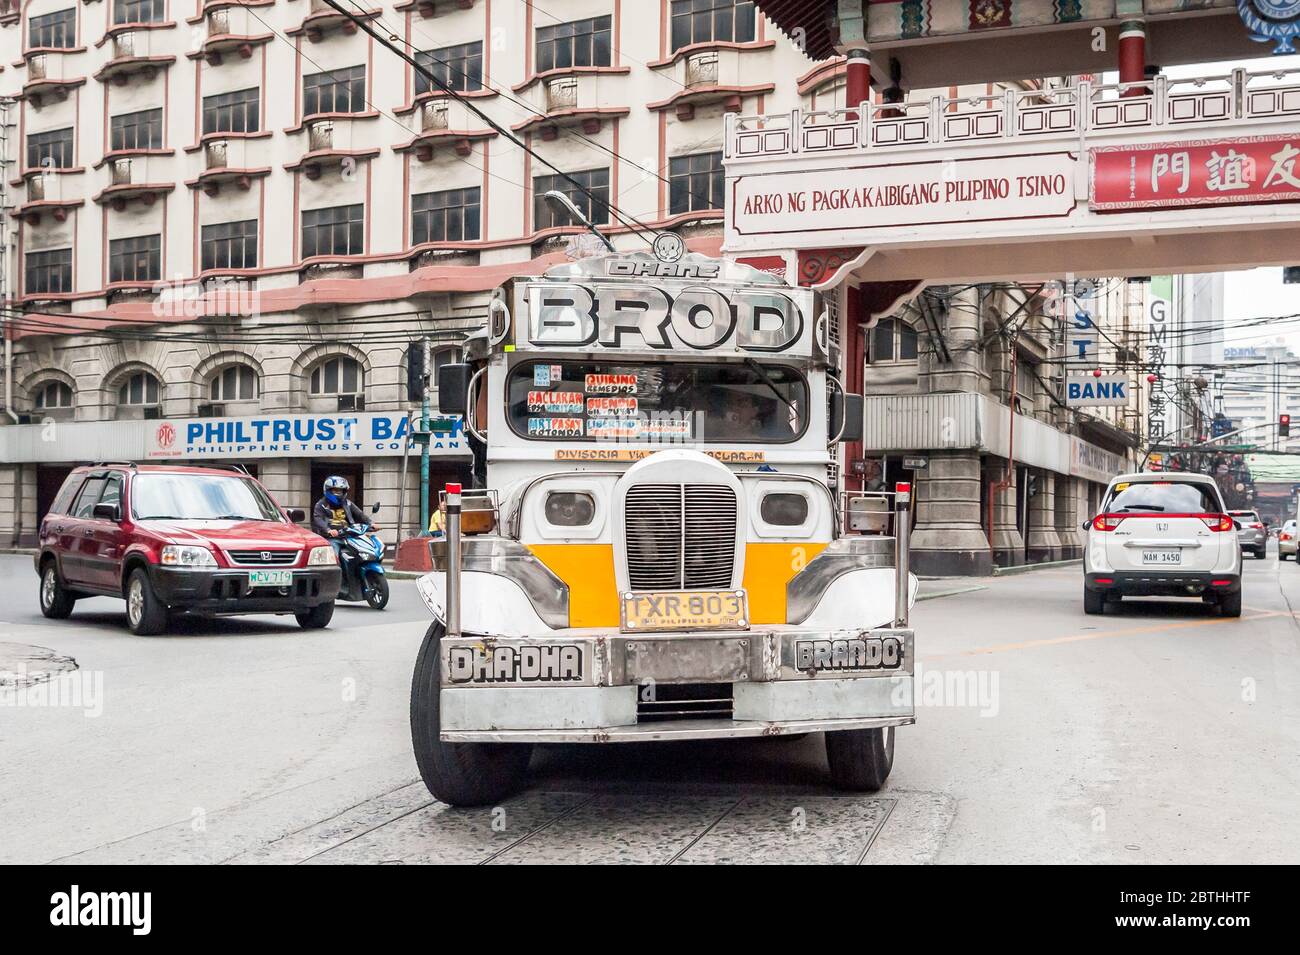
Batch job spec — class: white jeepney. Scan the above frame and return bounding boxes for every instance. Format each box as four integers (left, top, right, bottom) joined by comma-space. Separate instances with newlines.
411, 251, 916, 805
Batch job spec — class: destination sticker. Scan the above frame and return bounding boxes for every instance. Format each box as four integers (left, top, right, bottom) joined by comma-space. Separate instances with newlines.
586, 418, 642, 439
641, 417, 693, 437
533, 365, 551, 387
585, 373, 638, 394
555, 448, 765, 463
585, 396, 638, 416
528, 417, 584, 437
528, 390, 584, 414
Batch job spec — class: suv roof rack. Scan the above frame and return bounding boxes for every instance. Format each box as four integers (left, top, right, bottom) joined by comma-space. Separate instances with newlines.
89, 461, 138, 469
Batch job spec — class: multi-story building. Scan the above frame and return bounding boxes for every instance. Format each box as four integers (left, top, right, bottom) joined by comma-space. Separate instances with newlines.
0, 0, 816, 546
1218, 342, 1300, 453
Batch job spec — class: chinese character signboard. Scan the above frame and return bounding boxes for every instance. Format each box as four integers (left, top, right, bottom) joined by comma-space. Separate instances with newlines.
1091, 135, 1300, 211
1146, 276, 1175, 448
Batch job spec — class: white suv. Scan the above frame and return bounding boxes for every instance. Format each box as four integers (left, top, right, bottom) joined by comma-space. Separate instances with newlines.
1083, 472, 1241, 617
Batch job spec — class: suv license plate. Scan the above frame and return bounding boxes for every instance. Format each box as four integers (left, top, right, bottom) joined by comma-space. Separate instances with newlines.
1141, 549, 1181, 566
248, 569, 294, 587
621, 590, 748, 632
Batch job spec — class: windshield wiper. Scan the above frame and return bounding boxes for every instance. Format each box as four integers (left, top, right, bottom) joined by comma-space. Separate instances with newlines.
213, 514, 257, 521
1118, 504, 1166, 512
135, 515, 183, 520
744, 358, 798, 415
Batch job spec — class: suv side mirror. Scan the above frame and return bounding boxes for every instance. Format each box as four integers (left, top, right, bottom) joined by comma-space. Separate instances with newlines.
1082, 518, 1093, 531
1233, 520, 1242, 530
92, 502, 121, 522
371, 501, 381, 514
286, 508, 306, 524
830, 392, 864, 444
437, 363, 471, 416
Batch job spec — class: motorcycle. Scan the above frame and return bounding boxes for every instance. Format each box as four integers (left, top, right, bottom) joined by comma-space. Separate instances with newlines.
335, 502, 389, 610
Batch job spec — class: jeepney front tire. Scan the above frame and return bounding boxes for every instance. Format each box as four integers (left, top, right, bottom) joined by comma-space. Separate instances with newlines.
825, 725, 895, 792
411, 621, 533, 807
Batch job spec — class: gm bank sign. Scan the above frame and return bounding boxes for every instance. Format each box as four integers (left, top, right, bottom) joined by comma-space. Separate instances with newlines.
146, 412, 467, 460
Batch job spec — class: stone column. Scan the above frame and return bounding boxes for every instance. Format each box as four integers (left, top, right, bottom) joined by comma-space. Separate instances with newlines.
988, 461, 1024, 568
1026, 470, 1063, 563
910, 451, 993, 577
924, 286, 989, 396
0, 465, 19, 549
1055, 475, 1084, 559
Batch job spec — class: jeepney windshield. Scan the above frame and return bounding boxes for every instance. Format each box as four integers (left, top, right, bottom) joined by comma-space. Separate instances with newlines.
507, 359, 809, 444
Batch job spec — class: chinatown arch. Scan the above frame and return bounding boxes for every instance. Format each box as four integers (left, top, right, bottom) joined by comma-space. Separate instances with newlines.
722, 0, 1300, 571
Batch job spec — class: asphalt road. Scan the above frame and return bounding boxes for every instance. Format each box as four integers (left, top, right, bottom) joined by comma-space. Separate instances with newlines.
2, 546, 1297, 864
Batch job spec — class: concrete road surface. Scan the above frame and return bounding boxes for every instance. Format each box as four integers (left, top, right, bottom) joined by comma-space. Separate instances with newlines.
1, 547, 1296, 864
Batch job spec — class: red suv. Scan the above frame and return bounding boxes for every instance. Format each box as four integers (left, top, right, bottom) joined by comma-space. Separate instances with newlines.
35, 463, 341, 635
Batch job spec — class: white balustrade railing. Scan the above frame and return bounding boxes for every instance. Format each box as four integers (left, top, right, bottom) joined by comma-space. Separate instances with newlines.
724, 67, 1300, 161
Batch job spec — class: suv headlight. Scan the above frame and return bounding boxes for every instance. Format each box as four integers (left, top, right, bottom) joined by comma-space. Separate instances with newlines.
160, 545, 216, 567
308, 545, 338, 566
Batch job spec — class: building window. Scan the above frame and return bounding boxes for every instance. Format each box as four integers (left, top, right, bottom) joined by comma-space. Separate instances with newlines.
309, 356, 363, 396
33, 380, 74, 410
201, 220, 258, 271
108, 234, 162, 284
209, 364, 257, 401
301, 204, 364, 258
535, 15, 612, 73
415, 42, 483, 95
870, 318, 919, 363
202, 88, 260, 135
118, 371, 160, 406
29, 8, 76, 49
412, 188, 481, 244
533, 168, 609, 230
669, 151, 724, 214
671, 0, 756, 50
303, 65, 366, 116
26, 127, 73, 170
113, 0, 164, 24
25, 248, 73, 295
110, 108, 163, 151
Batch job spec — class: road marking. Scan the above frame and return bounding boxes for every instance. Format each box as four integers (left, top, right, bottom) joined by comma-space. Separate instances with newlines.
922, 611, 1288, 660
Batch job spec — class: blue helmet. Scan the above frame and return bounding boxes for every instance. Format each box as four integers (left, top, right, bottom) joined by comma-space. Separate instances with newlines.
323, 475, 349, 505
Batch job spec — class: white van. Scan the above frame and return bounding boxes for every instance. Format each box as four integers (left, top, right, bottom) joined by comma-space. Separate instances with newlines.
1083, 472, 1241, 617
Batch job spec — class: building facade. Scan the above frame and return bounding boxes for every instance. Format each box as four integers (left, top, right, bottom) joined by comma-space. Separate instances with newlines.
0, 0, 817, 546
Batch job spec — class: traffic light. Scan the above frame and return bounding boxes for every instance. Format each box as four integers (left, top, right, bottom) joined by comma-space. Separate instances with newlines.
1280, 414, 1291, 438
406, 343, 426, 402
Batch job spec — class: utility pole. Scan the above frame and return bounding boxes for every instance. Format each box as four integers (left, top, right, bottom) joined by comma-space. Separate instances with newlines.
419, 336, 431, 534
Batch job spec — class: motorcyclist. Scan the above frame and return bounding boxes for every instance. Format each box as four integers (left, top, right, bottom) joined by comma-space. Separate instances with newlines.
312, 476, 372, 557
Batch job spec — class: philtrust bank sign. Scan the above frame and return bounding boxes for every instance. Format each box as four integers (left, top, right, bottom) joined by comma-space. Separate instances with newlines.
729, 152, 1076, 237
146, 412, 466, 460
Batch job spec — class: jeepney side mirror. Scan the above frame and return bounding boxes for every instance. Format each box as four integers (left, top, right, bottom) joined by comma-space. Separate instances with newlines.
830, 392, 864, 444
437, 363, 471, 416
371, 501, 381, 514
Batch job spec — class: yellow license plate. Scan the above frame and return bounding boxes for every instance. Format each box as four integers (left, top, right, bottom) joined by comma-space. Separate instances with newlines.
620, 590, 748, 632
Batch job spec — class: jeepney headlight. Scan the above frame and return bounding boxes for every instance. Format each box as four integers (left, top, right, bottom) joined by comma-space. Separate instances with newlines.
159, 545, 216, 567
308, 545, 338, 566
545, 491, 595, 527
761, 492, 809, 526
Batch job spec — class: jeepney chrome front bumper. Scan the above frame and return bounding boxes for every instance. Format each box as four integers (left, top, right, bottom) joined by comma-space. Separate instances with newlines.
438, 627, 915, 743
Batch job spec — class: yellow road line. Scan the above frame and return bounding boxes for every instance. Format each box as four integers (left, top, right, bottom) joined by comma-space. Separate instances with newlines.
921, 610, 1287, 660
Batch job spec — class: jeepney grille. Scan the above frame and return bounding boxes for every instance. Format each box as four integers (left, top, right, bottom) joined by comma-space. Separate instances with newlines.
624, 484, 736, 591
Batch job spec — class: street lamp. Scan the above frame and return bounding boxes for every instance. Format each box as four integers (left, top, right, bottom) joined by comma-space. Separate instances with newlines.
541, 190, 615, 252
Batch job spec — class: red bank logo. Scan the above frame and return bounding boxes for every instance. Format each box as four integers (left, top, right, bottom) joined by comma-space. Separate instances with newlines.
155, 423, 176, 449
